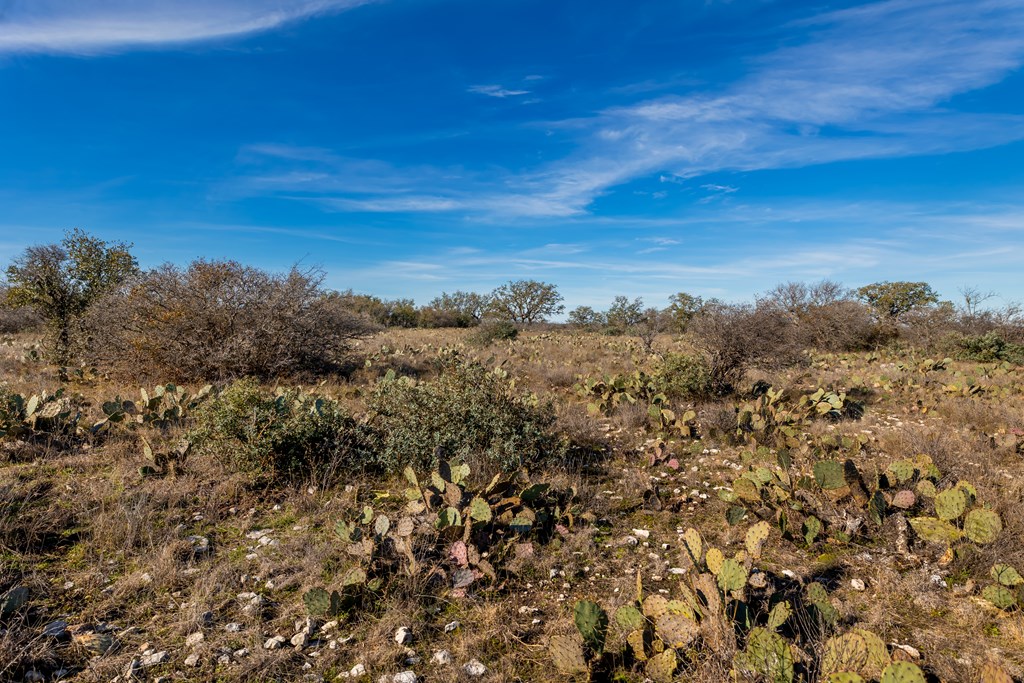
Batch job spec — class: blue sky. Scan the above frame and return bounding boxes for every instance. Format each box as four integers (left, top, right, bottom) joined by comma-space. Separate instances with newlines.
1, 0, 1022, 310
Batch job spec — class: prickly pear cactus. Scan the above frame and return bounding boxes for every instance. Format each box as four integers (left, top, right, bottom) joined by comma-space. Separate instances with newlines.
643, 594, 670, 620
964, 508, 1002, 544
736, 627, 794, 683
806, 582, 838, 626
614, 605, 645, 631
880, 661, 926, 683
468, 496, 492, 522
683, 527, 702, 565
908, 517, 963, 543
645, 648, 677, 683
992, 564, 1023, 586
705, 547, 725, 575
828, 674, 866, 683
655, 613, 699, 648
821, 630, 889, 679
979, 662, 1013, 683
549, 634, 588, 675
303, 588, 333, 617
814, 459, 846, 490
981, 584, 1017, 610
934, 488, 968, 521
766, 601, 792, 631
716, 558, 748, 594
573, 600, 608, 654
745, 521, 771, 560
626, 628, 648, 661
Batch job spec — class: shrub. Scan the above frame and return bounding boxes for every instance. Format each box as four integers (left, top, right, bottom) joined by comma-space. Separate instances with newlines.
469, 319, 518, 346
948, 331, 1024, 364
654, 352, 713, 399
365, 355, 565, 473
0, 305, 40, 334
84, 261, 375, 381
189, 378, 368, 484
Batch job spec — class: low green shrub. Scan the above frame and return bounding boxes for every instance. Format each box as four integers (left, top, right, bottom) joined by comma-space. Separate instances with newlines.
654, 352, 714, 399
189, 378, 368, 483
949, 331, 1024, 364
365, 355, 565, 473
468, 320, 518, 346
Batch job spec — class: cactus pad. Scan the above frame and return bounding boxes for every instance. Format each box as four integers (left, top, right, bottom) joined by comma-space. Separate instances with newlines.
915, 480, 936, 499
979, 662, 1014, 683
468, 497, 492, 522
549, 635, 588, 675
981, 585, 1017, 610
573, 600, 608, 654
626, 628, 648, 661
828, 674, 866, 683
705, 547, 724, 575
717, 558, 748, 594
964, 509, 1002, 544
655, 613, 698, 648
886, 460, 916, 484
891, 490, 916, 509
880, 662, 926, 683
738, 627, 794, 683
643, 594, 670, 620
908, 517, 963, 543
934, 488, 968, 521
614, 605, 645, 631
682, 527, 702, 565
745, 521, 771, 560
814, 460, 846, 490
303, 588, 332, 616
645, 649, 677, 683
767, 601, 792, 631
991, 564, 1024, 587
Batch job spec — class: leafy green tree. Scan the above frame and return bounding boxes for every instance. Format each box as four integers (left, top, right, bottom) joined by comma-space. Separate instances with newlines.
667, 291, 705, 332
566, 305, 604, 329
488, 279, 564, 324
856, 281, 939, 321
4, 228, 138, 365
424, 290, 490, 327
605, 296, 645, 331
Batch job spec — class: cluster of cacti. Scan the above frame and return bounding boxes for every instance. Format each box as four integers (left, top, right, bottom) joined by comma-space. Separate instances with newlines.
648, 406, 698, 439
907, 478, 1002, 546
981, 563, 1024, 610
0, 388, 81, 440
137, 436, 192, 477
92, 383, 213, 434
575, 371, 666, 416
735, 384, 864, 447
323, 460, 582, 606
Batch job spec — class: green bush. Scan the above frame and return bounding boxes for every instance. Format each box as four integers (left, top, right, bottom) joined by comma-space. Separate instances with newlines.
189, 379, 368, 483
366, 355, 565, 473
654, 352, 714, 399
949, 332, 1024, 364
468, 320, 518, 346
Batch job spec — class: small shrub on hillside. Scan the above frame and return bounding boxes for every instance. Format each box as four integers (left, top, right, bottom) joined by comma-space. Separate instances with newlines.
468, 319, 518, 346
84, 261, 375, 381
366, 355, 565, 473
189, 379, 368, 484
0, 305, 41, 334
653, 352, 714, 399
948, 331, 1024, 364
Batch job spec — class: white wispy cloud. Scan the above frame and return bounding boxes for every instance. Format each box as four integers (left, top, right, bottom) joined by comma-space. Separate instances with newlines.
467, 84, 531, 98
0, 0, 375, 54
236, 0, 1024, 218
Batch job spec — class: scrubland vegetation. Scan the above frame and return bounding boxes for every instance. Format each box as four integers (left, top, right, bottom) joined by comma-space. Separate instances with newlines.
1, 231, 1024, 682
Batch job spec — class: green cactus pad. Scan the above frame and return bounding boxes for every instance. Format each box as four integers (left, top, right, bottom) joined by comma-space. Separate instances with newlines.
717, 558, 748, 594
981, 584, 1017, 610
303, 587, 332, 617
655, 613, 698, 648
682, 527, 702, 565
828, 674, 866, 683
614, 605, 645, 631
645, 649, 677, 683
908, 517, 963, 543
468, 497, 492, 522
549, 635, 588, 675
806, 583, 838, 626
991, 564, 1024, 587
705, 547, 724, 575
886, 460, 916, 484
915, 480, 937, 498
880, 662, 926, 683
814, 460, 846, 490
964, 509, 1002, 544
766, 601, 792, 631
573, 600, 608, 654
934, 488, 968, 521
739, 627, 794, 683
745, 521, 771, 560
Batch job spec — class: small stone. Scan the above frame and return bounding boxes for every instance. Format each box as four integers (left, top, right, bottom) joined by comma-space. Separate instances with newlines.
392, 672, 417, 683
187, 536, 211, 555
443, 620, 460, 633
349, 663, 366, 677
394, 626, 413, 645
42, 620, 68, 638
431, 650, 452, 666
850, 578, 867, 591
233, 648, 249, 658
140, 651, 168, 667
631, 528, 651, 539
891, 643, 922, 660
224, 623, 243, 633
291, 632, 310, 648
622, 536, 639, 547
185, 632, 205, 648
184, 654, 201, 667
463, 660, 487, 677
24, 671, 45, 683
264, 635, 287, 650
217, 653, 231, 665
